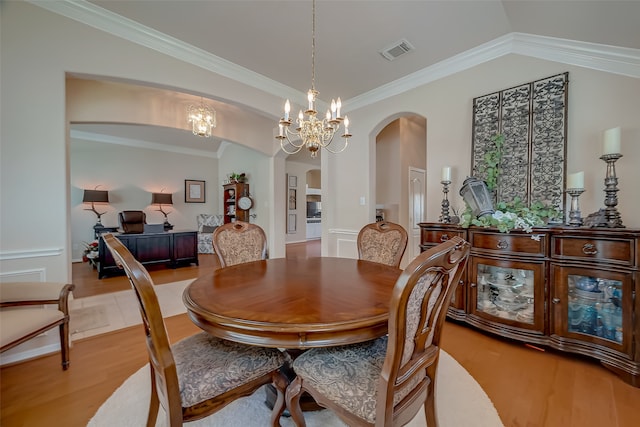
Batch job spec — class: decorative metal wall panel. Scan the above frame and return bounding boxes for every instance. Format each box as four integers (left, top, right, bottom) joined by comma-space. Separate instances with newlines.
471, 72, 568, 212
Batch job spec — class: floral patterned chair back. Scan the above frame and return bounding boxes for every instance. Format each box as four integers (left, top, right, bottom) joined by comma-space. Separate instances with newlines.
287, 236, 470, 427
357, 221, 408, 268
212, 221, 267, 268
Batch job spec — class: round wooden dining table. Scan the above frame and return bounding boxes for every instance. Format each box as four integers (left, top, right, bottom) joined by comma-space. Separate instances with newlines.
183, 257, 402, 349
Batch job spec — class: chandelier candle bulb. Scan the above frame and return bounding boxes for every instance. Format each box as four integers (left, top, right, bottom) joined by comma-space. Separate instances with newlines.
308, 91, 314, 111
567, 171, 584, 189
603, 126, 621, 155
284, 100, 290, 121
442, 166, 452, 182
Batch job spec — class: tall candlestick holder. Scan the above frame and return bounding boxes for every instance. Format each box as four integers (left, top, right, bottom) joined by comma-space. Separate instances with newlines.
439, 180, 451, 223
600, 153, 624, 228
566, 188, 585, 226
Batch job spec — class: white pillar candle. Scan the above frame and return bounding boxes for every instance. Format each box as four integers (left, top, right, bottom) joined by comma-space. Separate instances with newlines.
441, 166, 452, 182
567, 171, 584, 189
603, 127, 621, 155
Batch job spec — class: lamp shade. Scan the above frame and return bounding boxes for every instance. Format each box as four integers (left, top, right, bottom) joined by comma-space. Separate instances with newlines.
83, 189, 109, 204
459, 177, 494, 218
151, 192, 173, 205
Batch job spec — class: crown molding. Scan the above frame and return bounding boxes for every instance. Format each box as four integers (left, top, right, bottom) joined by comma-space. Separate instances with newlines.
348, 33, 640, 111
30, 0, 640, 113
510, 32, 640, 79
347, 34, 515, 111
70, 129, 220, 159
27, 0, 306, 104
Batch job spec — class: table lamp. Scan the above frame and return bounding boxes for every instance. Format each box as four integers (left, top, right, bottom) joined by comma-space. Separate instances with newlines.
82, 188, 109, 226
151, 192, 173, 227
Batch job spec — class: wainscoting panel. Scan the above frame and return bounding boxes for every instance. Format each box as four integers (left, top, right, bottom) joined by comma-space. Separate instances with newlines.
328, 228, 359, 259
0, 268, 46, 282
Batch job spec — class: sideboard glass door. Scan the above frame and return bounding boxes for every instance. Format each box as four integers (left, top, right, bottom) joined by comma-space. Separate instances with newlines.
550, 264, 632, 358
567, 274, 623, 343
469, 257, 546, 337
476, 263, 535, 323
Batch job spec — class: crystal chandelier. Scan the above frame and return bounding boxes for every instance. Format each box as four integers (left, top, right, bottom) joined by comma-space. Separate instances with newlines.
276, 0, 351, 158
187, 98, 216, 137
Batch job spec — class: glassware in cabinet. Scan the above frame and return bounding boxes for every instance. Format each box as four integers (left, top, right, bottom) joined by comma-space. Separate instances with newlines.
567, 274, 623, 343
475, 263, 535, 324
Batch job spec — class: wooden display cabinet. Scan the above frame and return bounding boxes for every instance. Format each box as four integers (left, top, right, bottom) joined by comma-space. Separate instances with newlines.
223, 182, 250, 223
419, 222, 640, 387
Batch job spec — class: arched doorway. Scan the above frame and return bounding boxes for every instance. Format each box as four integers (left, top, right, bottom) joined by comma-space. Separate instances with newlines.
374, 115, 427, 267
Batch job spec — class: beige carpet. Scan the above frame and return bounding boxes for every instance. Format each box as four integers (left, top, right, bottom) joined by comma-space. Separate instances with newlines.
87, 350, 503, 427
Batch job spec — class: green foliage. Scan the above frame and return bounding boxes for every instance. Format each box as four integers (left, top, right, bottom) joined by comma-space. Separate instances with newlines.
459, 197, 562, 233
483, 134, 505, 191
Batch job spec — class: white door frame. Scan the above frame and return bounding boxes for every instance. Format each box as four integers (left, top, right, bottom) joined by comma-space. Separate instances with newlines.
408, 167, 426, 263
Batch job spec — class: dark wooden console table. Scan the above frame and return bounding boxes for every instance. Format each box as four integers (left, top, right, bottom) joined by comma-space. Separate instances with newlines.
419, 222, 640, 387
97, 230, 198, 278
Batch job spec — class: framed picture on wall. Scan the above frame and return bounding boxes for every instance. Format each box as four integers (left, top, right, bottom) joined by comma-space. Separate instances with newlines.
185, 180, 205, 203
288, 213, 296, 233
289, 175, 297, 188
288, 188, 296, 210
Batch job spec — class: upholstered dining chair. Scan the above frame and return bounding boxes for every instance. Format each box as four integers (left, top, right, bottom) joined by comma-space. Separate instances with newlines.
286, 236, 470, 427
101, 233, 289, 427
118, 210, 146, 234
0, 281, 75, 370
357, 221, 409, 268
212, 221, 268, 268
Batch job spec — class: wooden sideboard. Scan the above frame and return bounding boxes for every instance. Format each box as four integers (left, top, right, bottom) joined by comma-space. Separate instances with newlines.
419, 222, 640, 387
97, 230, 198, 278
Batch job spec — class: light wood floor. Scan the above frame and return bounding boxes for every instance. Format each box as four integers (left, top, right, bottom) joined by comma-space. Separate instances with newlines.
2, 240, 639, 427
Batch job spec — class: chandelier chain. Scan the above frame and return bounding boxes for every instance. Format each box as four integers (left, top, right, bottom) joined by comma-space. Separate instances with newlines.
311, 0, 315, 92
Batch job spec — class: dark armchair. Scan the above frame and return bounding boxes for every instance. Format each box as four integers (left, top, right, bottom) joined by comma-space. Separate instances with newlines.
119, 210, 146, 234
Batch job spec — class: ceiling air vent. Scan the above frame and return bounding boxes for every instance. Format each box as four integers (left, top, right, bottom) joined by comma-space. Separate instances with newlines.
379, 38, 415, 61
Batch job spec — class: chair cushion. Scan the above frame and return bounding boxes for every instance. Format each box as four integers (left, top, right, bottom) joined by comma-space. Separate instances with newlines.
0, 308, 64, 348
197, 214, 224, 232
0, 282, 68, 303
359, 228, 404, 266
201, 225, 218, 234
292, 336, 387, 423
172, 332, 288, 408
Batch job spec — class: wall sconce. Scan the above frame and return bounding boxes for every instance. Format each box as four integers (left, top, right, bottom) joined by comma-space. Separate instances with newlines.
459, 176, 494, 218
83, 187, 110, 226
151, 192, 173, 227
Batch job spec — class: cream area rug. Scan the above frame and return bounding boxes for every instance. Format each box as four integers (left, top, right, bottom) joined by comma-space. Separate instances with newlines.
69, 280, 194, 340
88, 350, 503, 427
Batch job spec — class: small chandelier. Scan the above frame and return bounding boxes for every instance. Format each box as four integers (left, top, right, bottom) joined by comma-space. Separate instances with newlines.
187, 98, 216, 138
275, 0, 351, 158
